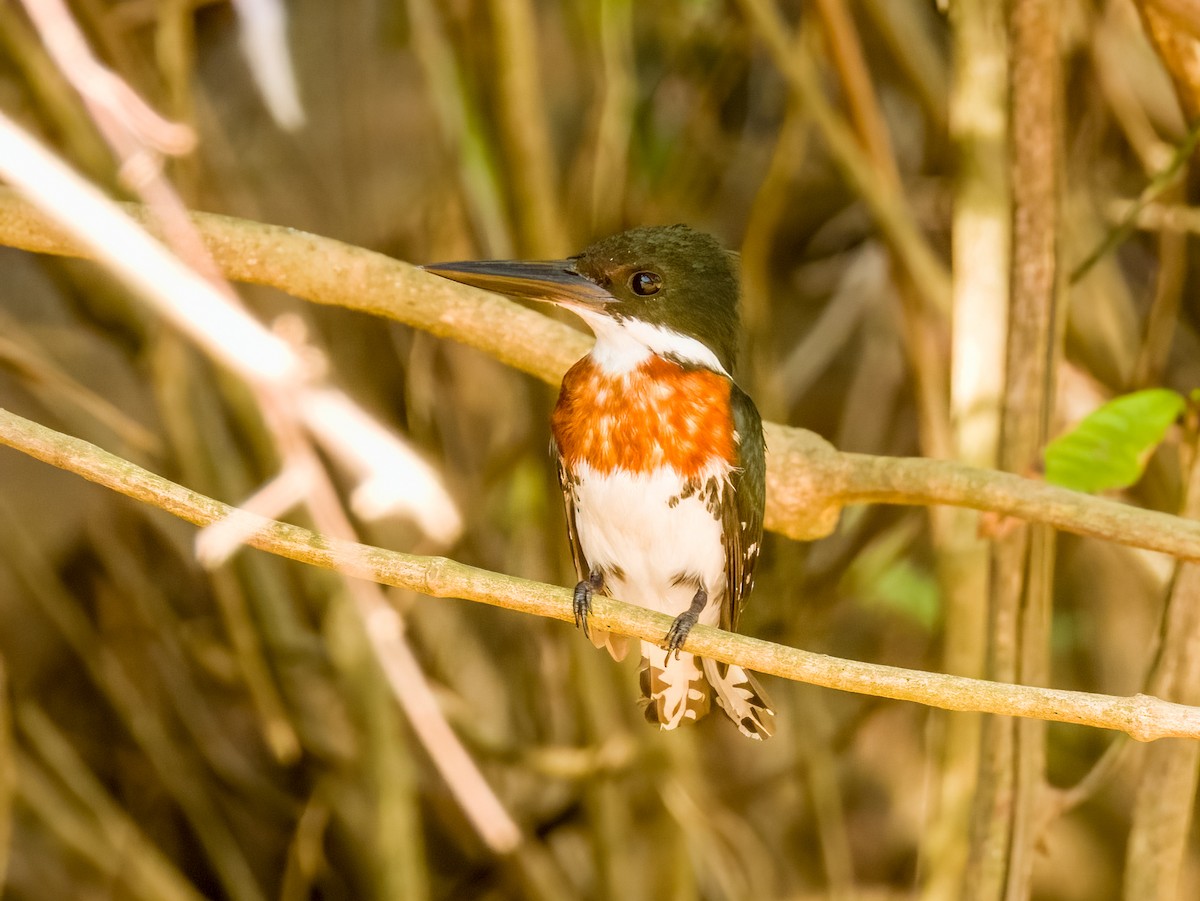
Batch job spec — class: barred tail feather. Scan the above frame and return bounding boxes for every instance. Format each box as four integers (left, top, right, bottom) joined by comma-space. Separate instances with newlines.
639, 643, 711, 729
634, 645, 774, 739
702, 658, 775, 740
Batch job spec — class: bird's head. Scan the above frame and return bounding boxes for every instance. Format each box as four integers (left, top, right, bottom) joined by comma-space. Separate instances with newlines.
423, 225, 742, 375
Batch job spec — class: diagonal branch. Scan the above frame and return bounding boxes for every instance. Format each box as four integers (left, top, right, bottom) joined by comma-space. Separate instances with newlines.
1, 404, 1199, 743
3, 191, 1200, 560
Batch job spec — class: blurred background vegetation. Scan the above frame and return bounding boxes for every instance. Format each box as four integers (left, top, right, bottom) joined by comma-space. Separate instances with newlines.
1, 0, 1200, 899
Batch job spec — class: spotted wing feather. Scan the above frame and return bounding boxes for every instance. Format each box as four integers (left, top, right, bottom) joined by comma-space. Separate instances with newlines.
554, 447, 587, 582
721, 384, 765, 631
707, 384, 773, 738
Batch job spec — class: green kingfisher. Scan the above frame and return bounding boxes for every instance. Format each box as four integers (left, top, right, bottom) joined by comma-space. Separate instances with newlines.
424, 225, 774, 739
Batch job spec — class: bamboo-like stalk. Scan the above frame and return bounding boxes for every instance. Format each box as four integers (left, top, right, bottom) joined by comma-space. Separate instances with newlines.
147, 340, 309, 764
967, 4, 1062, 899
488, 0, 571, 256
1120, 5, 1200, 895
857, 0, 948, 128
1130, 182, 1188, 389
919, 0, 1008, 898
324, 587, 430, 901
405, 0, 514, 258
1124, 433, 1200, 899
739, 100, 809, 419
585, 0, 635, 237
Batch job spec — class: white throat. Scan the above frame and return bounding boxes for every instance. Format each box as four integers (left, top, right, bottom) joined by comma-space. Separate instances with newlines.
573, 309, 728, 376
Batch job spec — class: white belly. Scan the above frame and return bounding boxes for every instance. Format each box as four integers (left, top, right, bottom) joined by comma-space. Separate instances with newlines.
570, 462, 728, 621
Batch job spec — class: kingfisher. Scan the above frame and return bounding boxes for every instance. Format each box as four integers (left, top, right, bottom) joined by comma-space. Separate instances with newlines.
424, 225, 773, 739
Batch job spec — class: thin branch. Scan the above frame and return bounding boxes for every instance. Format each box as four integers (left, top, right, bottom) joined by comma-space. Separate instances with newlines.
1110, 198, 1200, 233
824, 451, 1200, 563
4, 190, 1200, 561
1070, 118, 1200, 284
2, 405, 1200, 743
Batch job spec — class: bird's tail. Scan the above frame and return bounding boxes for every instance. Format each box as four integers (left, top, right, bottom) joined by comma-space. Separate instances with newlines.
637, 644, 775, 738
701, 657, 775, 740
639, 643, 712, 729
589, 628, 628, 661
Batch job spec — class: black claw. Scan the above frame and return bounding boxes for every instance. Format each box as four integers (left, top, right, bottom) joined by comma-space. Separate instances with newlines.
573, 583, 592, 637
665, 586, 708, 660
573, 569, 604, 638
665, 612, 697, 659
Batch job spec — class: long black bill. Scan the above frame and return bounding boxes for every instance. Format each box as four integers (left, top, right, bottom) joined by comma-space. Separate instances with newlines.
421, 259, 612, 307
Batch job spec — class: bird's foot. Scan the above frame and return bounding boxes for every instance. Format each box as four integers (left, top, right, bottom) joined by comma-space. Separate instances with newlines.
665, 586, 708, 659
573, 569, 604, 639
665, 614, 696, 658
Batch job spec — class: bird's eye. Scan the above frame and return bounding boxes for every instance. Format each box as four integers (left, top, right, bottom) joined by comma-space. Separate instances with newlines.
630, 271, 663, 296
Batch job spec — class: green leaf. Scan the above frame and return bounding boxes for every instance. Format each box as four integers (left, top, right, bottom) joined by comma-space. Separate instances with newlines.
841, 519, 941, 631
1044, 389, 1186, 493
861, 558, 941, 631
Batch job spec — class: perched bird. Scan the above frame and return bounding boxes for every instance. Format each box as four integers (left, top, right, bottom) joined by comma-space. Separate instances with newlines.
424, 225, 773, 739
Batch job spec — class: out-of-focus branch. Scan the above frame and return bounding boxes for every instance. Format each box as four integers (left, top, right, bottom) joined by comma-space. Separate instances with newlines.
1071, 121, 1200, 284
0, 119, 294, 384
1125, 431, 1200, 897
0, 186, 577, 383
1133, 0, 1200, 119
811, 0, 952, 461
0, 127, 461, 544
974, 0, 1063, 897
3, 404, 1200, 743
734, 0, 952, 319
405, 0, 513, 258
1110, 197, 1200, 233
487, 0, 570, 256
919, 0, 1009, 896
6, 190, 1200, 561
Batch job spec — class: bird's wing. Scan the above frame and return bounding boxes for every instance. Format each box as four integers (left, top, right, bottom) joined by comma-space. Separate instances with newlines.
554, 444, 589, 581
721, 384, 766, 631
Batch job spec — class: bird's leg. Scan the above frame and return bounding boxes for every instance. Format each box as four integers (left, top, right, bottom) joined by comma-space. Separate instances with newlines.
573, 568, 604, 639
666, 586, 708, 659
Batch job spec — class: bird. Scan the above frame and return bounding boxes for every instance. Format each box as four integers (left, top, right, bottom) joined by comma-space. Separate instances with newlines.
423, 225, 774, 739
